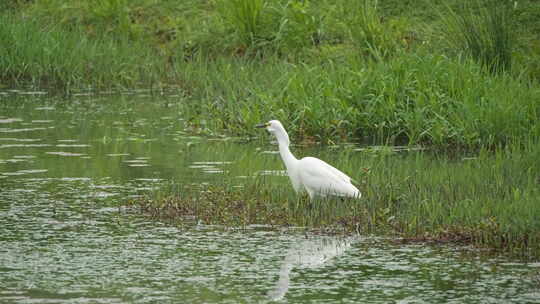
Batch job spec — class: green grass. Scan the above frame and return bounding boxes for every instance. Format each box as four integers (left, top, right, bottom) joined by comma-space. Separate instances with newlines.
1, 0, 540, 148
130, 142, 540, 258
0, 13, 167, 89
218, 0, 267, 48
438, 0, 515, 74
173, 52, 540, 148
346, 0, 408, 60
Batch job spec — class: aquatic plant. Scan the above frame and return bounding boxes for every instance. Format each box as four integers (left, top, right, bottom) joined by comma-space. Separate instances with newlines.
130, 143, 540, 258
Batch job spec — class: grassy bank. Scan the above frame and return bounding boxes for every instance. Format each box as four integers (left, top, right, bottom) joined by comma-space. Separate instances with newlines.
175, 52, 540, 148
1, 0, 540, 148
0, 14, 166, 90
130, 142, 540, 258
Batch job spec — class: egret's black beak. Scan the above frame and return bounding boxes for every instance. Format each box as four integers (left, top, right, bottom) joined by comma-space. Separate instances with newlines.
255, 123, 268, 129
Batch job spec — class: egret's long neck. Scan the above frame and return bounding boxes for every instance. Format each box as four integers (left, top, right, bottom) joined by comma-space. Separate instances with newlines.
274, 130, 297, 170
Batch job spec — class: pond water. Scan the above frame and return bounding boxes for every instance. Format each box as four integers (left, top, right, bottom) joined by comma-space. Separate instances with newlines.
1, 93, 539, 303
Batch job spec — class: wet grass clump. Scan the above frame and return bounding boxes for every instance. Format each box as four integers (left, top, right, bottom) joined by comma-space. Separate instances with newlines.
438, 0, 515, 74
129, 143, 540, 258
129, 183, 364, 232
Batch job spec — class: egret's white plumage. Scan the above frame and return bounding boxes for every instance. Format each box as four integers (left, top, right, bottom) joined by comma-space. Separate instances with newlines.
256, 120, 361, 200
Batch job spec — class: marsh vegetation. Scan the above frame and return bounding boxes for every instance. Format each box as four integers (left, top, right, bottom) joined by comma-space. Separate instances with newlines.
133, 142, 540, 258
1, 0, 540, 256
2, 0, 539, 147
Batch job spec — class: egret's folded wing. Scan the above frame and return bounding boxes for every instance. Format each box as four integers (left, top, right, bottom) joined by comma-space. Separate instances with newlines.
298, 157, 359, 197
301, 157, 353, 181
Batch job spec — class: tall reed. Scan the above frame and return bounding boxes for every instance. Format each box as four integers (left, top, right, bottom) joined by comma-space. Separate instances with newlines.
346, 0, 406, 60
218, 0, 267, 48
171, 51, 540, 148
0, 12, 165, 89
438, 0, 515, 74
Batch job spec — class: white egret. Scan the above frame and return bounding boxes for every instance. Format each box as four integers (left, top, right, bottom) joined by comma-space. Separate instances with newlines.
256, 120, 361, 200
